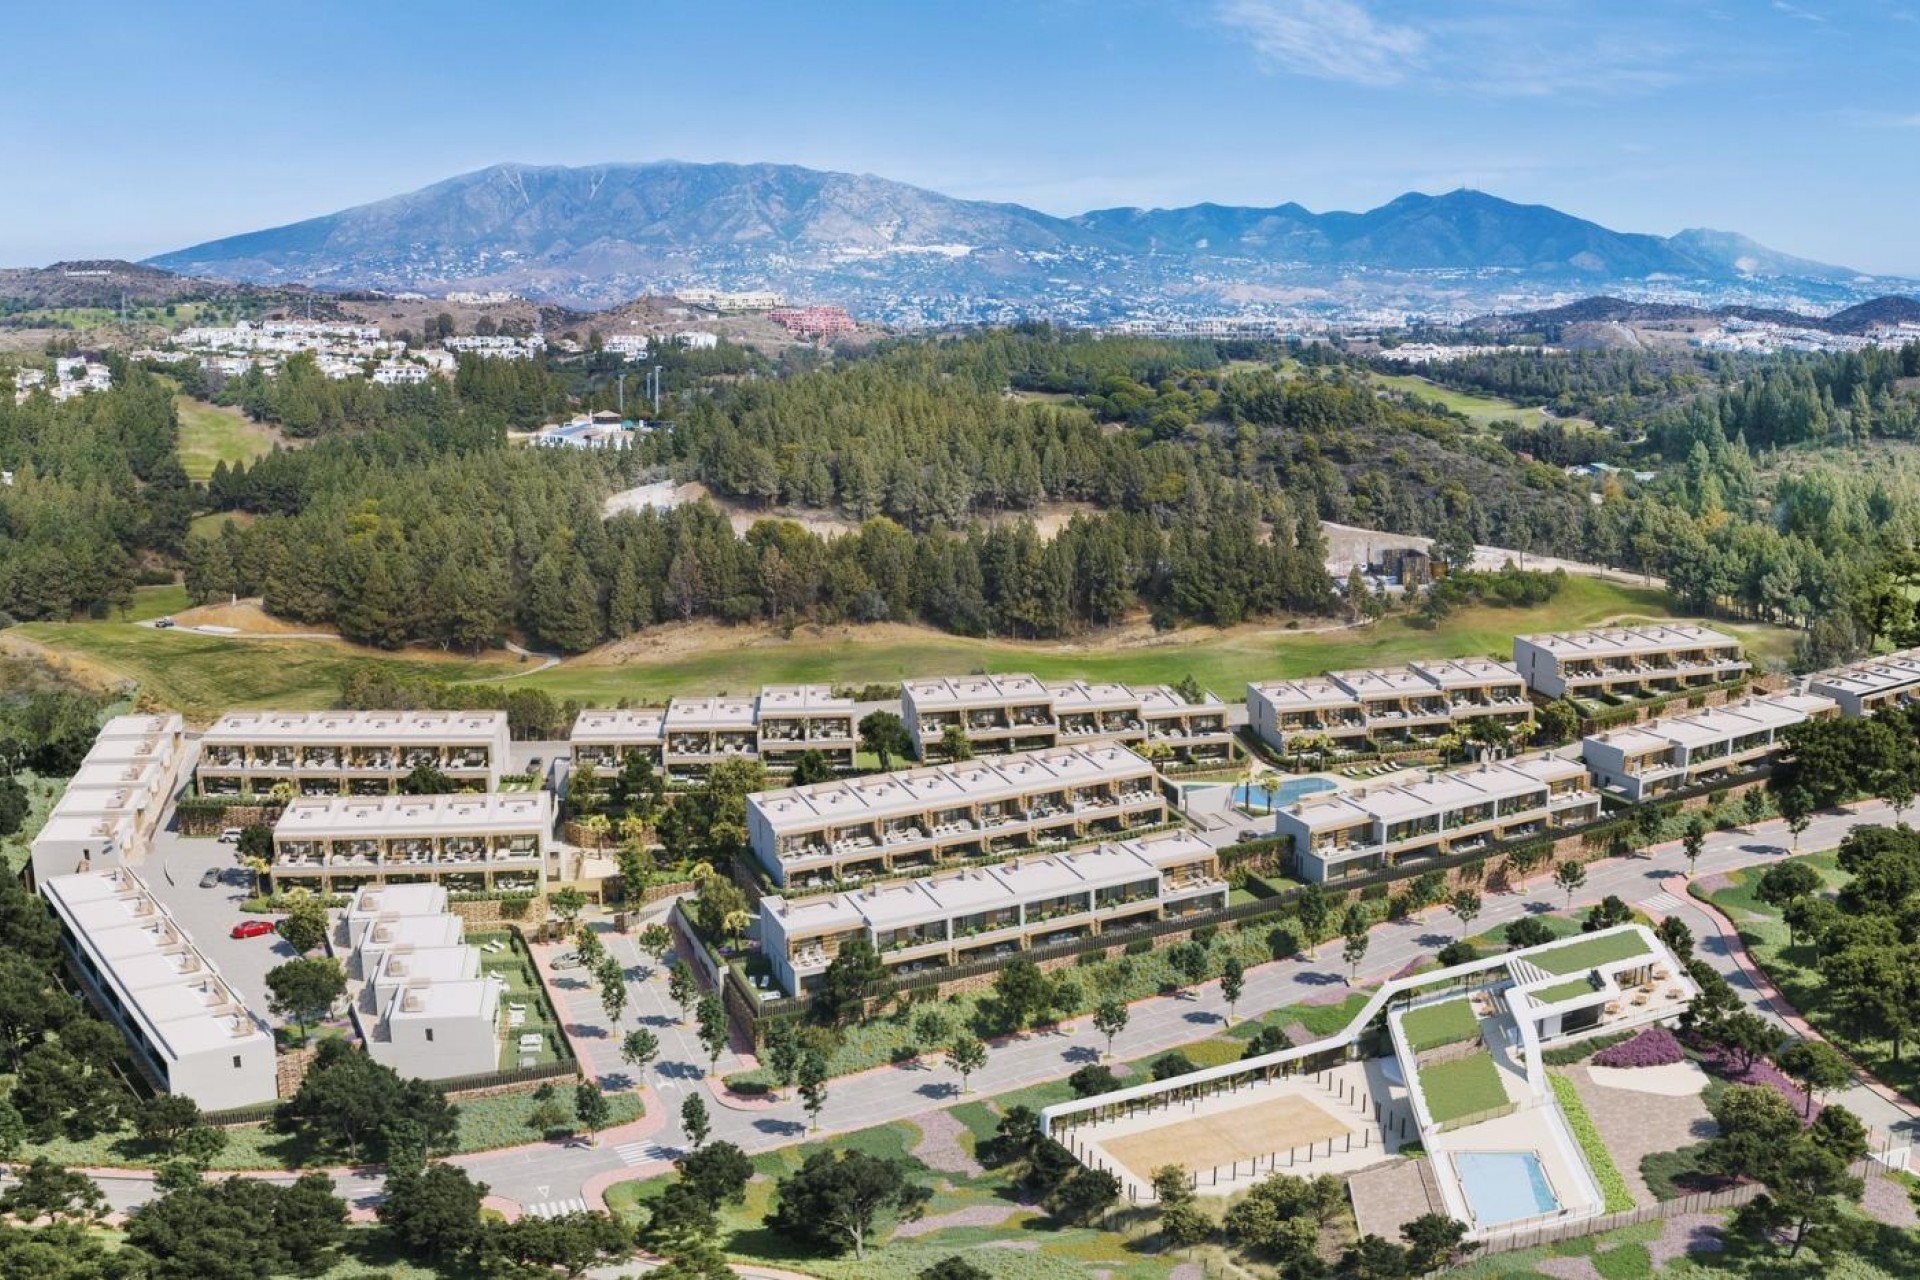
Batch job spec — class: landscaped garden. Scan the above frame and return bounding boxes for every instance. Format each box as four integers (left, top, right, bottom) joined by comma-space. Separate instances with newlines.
1400, 997, 1480, 1053
1416, 1051, 1509, 1126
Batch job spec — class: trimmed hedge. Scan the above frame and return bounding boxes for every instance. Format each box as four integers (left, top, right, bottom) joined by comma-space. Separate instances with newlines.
1550, 1071, 1635, 1213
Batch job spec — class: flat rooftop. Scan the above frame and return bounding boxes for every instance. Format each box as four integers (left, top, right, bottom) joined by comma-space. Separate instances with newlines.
1808, 649, 1920, 698
1586, 693, 1835, 756
757, 685, 855, 717
664, 696, 758, 731
571, 708, 667, 742
1516, 624, 1742, 661
903, 673, 1052, 709
348, 882, 450, 920
389, 978, 499, 1021
1247, 677, 1359, 711
1406, 658, 1525, 690
1283, 758, 1588, 832
97, 713, 184, 741
277, 792, 551, 838
752, 742, 1156, 831
41, 868, 270, 1061
203, 709, 507, 745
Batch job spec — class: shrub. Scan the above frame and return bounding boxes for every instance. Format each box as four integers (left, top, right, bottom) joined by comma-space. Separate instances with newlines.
1075, 951, 1104, 968
1549, 1073, 1633, 1213
1191, 924, 1218, 947
1592, 1026, 1684, 1069
1124, 938, 1154, 957
1540, 1030, 1633, 1067
722, 1070, 776, 1097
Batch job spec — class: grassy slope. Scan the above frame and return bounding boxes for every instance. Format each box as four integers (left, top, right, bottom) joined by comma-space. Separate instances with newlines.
13, 576, 1798, 722
174, 394, 276, 482
1368, 371, 1563, 431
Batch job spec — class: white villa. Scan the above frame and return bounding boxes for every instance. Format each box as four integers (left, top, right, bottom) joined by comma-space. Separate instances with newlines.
1581, 692, 1838, 802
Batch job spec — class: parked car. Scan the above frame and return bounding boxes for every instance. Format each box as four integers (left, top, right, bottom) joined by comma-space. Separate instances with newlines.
230, 919, 275, 940
551, 952, 582, 970
153, 618, 175, 629
218, 828, 243, 844
1236, 829, 1261, 843
198, 868, 222, 889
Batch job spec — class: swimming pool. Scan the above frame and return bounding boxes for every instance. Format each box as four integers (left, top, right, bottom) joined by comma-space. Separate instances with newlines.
1453, 1151, 1560, 1227
1231, 776, 1339, 812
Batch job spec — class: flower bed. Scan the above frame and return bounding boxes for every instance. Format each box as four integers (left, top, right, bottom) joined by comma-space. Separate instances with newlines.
1592, 1026, 1684, 1069
1691, 1041, 1818, 1122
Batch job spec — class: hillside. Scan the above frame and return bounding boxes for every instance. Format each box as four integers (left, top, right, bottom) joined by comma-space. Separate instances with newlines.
1473, 293, 1920, 336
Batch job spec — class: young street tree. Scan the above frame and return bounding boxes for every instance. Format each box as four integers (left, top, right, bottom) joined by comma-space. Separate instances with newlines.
1219, 956, 1245, 1023
597, 957, 629, 1026
1447, 889, 1482, 938
621, 1028, 660, 1086
946, 1033, 988, 1094
575, 1081, 612, 1147
797, 1052, 830, 1132
667, 961, 697, 1023
1553, 860, 1587, 906
638, 923, 675, 973
680, 1093, 712, 1150
1092, 1000, 1128, 1059
762, 1019, 801, 1092
695, 994, 728, 1076
1683, 817, 1707, 878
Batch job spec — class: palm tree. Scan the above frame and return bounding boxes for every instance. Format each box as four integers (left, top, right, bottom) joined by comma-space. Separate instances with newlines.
1254, 768, 1283, 815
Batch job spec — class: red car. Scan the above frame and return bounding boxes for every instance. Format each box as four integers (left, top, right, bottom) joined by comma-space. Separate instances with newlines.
230, 920, 276, 940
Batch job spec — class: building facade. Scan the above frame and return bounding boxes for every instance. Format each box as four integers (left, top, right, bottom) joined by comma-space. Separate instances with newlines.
747, 743, 1168, 889
271, 793, 553, 894
1805, 648, 1920, 718
1581, 693, 1837, 802
41, 868, 277, 1108
1275, 756, 1601, 882
29, 714, 187, 888
343, 885, 502, 1080
1247, 661, 1531, 756
196, 710, 511, 796
1512, 626, 1747, 700
757, 831, 1225, 995
568, 686, 857, 780
904, 675, 1231, 762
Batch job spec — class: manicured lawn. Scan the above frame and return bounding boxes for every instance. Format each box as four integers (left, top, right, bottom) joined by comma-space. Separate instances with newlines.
175, 394, 277, 482
1401, 997, 1480, 1052
1417, 1051, 1508, 1126
1532, 977, 1599, 1005
1529, 931, 1652, 976
471, 930, 568, 1069
1367, 371, 1558, 429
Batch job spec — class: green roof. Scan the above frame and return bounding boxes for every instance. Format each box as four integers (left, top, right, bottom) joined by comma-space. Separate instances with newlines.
1529, 930, 1651, 976
1401, 997, 1480, 1053
1531, 977, 1599, 1005
1417, 1051, 1509, 1125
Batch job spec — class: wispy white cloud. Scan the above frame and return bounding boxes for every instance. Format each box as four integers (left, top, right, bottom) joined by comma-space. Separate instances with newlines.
1211, 1, 1685, 98
1213, 0, 1426, 86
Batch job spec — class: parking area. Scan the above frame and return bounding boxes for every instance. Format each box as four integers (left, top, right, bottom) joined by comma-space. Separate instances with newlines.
140, 825, 295, 1018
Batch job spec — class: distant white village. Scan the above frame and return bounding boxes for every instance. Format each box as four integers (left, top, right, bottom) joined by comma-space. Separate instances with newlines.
1690, 317, 1920, 356
11, 356, 113, 405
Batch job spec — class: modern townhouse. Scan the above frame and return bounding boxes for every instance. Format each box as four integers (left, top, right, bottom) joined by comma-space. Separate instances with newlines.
345, 883, 453, 950
757, 830, 1226, 995
1135, 685, 1235, 762
569, 708, 668, 778
1512, 625, 1747, 700
270, 792, 553, 894
662, 696, 760, 776
1049, 680, 1234, 763
41, 868, 277, 1108
195, 710, 511, 796
903, 674, 1059, 758
746, 743, 1168, 889
1581, 693, 1837, 802
1804, 648, 1920, 718
29, 714, 187, 887
752, 685, 858, 770
340, 884, 501, 1079
1247, 661, 1531, 755
1275, 756, 1601, 882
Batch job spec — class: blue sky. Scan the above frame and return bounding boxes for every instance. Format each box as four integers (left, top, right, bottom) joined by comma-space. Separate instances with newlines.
7, 0, 1920, 273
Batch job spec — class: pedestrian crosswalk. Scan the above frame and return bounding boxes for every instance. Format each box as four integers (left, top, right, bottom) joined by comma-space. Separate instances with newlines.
1640, 891, 1684, 916
615, 1141, 677, 1166
524, 1197, 587, 1219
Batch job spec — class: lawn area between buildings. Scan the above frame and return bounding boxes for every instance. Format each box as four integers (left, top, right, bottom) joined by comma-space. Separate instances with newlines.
1690, 854, 1920, 1106
10, 575, 1797, 721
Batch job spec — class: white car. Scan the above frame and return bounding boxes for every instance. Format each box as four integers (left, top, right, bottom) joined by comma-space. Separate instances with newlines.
217, 828, 243, 844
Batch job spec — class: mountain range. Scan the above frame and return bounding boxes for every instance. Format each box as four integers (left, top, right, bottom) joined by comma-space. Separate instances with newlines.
146, 161, 1901, 321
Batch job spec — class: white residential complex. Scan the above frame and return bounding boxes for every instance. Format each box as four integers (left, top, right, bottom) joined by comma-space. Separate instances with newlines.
757, 830, 1226, 995
196, 710, 512, 796
1247, 660, 1532, 755
1581, 693, 1837, 802
568, 686, 858, 779
270, 792, 553, 894
30, 714, 188, 888
1805, 647, 1920, 718
42, 868, 277, 1108
746, 743, 1168, 889
1511, 626, 1747, 700
903, 675, 1232, 762
345, 885, 502, 1080
1275, 756, 1600, 882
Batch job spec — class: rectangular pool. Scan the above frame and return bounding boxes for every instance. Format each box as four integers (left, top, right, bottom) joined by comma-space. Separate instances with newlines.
1453, 1150, 1560, 1227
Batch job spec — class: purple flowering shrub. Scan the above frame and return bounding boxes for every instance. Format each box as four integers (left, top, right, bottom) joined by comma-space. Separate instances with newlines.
1592, 1026, 1685, 1068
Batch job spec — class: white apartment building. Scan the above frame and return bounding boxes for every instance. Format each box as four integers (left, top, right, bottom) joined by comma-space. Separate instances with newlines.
747, 743, 1167, 889
1805, 647, 1920, 718
904, 675, 1232, 762
758, 830, 1226, 995
1581, 693, 1837, 802
1512, 626, 1747, 700
270, 792, 553, 894
196, 710, 511, 796
1275, 756, 1601, 882
30, 714, 188, 888
568, 686, 858, 779
1247, 660, 1531, 756
42, 868, 276, 1108
343, 885, 501, 1080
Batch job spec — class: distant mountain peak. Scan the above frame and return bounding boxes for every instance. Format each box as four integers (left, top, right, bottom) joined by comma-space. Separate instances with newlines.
143, 160, 1884, 315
